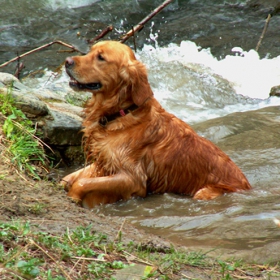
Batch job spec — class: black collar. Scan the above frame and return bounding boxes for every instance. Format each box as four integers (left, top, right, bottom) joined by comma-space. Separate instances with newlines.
99, 103, 139, 127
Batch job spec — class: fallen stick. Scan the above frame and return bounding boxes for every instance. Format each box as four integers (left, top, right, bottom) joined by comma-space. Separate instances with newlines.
30, 239, 73, 280
120, 0, 174, 43
0, 40, 83, 69
14, 61, 24, 79
87, 25, 114, 44
0, 0, 174, 69
256, 14, 271, 52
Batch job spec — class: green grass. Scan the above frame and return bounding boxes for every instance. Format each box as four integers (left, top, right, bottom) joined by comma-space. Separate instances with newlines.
0, 82, 49, 179
1, 221, 279, 280
0, 222, 133, 280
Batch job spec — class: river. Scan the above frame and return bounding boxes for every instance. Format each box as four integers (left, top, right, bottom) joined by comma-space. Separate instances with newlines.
1, 0, 280, 263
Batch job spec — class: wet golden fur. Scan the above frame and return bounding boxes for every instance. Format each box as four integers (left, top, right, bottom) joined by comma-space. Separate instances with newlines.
60, 40, 251, 208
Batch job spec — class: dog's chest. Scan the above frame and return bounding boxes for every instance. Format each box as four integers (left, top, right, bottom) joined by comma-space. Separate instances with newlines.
91, 128, 132, 164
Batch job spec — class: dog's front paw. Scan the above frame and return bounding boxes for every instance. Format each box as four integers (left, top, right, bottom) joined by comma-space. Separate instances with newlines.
67, 181, 85, 202
59, 179, 71, 192
68, 195, 82, 205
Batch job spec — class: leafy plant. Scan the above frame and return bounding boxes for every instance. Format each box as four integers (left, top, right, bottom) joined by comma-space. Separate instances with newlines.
28, 202, 47, 215
0, 221, 279, 279
16, 258, 41, 278
218, 259, 239, 280
0, 82, 49, 179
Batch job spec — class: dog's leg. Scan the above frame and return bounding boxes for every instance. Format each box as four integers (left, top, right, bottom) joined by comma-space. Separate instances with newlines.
59, 163, 98, 191
67, 173, 147, 208
193, 185, 233, 200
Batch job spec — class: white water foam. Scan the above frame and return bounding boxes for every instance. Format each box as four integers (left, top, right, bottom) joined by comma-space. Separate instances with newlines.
136, 41, 280, 123
140, 40, 280, 100
37, 40, 280, 123
44, 0, 99, 10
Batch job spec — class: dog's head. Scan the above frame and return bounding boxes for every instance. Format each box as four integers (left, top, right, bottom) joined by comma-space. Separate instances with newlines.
65, 40, 153, 106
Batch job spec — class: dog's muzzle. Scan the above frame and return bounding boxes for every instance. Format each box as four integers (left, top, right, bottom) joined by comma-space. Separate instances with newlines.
65, 57, 102, 90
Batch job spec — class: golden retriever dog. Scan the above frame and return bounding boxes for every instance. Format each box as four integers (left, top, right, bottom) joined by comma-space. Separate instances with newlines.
60, 40, 251, 209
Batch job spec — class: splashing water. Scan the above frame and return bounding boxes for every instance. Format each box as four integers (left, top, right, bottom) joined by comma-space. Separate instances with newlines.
135, 41, 280, 123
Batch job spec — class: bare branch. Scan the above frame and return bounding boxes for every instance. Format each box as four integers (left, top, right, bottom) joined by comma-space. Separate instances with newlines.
0, 0, 174, 70
87, 25, 114, 44
0, 40, 83, 69
256, 14, 271, 52
120, 0, 174, 43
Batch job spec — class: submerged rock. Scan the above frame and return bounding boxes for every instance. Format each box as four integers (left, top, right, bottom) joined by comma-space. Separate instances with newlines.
247, 0, 280, 14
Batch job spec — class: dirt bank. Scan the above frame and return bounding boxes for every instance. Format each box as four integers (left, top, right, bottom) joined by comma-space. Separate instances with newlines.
0, 130, 170, 250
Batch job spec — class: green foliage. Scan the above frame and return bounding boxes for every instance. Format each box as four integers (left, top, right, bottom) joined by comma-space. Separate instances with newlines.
0, 221, 133, 280
136, 243, 207, 278
16, 259, 41, 278
0, 220, 279, 279
0, 82, 48, 179
218, 259, 240, 280
0, 220, 31, 239
28, 202, 47, 215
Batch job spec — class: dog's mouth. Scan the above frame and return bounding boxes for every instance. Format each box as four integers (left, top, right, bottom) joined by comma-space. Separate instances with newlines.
66, 69, 102, 91
69, 78, 102, 90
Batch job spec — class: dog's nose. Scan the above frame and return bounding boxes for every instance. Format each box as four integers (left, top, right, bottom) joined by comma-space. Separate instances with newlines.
65, 57, 74, 68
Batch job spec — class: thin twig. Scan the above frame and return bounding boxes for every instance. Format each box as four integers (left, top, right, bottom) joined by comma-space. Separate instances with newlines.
231, 274, 253, 279
14, 168, 28, 182
87, 25, 114, 44
71, 256, 106, 262
180, 272, 197, 280
0, 267, 26, 280
256, 14, 271, 52
30, 239, 73, 280
4, 242, 30, 266
14, 50, 24, 79
69, 257, 82, 275
114, 218, 126, 242
14, 62, 24, 79
120, 0, 174, 43
0, 1, 173, 70
0, 40, 83, 69
132, 26, 137, 52
16, 51, 20, 77
122, 250, 154, 266
67, 226, 74, 244
1, 114, 54, 154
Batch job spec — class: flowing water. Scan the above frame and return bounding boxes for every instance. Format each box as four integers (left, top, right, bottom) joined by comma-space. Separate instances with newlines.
1, 0, 280, 262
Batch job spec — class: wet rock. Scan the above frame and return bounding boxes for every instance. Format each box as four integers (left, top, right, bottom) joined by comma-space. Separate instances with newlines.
12, 93, 49, 117
0, 72, 87, 164
0, 72, 19, 85
0, 73, 48, 116
247, 0, 280, 15
42, 109, 82, 146
269, 85, 280, 97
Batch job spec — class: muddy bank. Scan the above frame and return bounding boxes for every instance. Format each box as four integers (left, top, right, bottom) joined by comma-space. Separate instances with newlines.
0, 137, 171, 252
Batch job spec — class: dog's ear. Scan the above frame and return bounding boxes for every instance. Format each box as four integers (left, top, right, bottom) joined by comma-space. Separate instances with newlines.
121, 60, 153, 106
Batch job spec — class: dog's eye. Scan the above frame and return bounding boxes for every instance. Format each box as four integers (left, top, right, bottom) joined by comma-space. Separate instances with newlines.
98, 54, 105, 61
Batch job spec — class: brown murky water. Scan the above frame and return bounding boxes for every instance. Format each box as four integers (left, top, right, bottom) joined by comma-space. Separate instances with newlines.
94, 106, 280, 262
